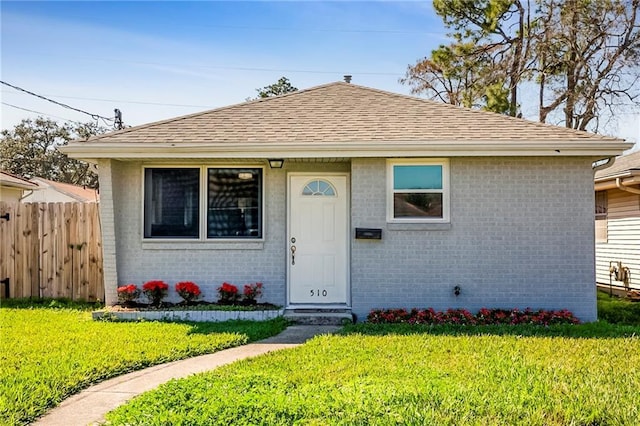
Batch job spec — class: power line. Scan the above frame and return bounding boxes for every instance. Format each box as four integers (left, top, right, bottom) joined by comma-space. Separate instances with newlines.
0, 80, 114, 122
1, 101, 83, 124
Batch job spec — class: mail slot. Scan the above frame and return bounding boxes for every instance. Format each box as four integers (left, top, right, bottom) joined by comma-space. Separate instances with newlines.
355, 228, 382, 240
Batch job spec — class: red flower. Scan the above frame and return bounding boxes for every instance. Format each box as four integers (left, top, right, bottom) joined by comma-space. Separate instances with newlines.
243, 282, 263, 302
367, 307, 580, 326
175, 281, 201, 303
142, 280, 169, 307
217, 282, 240, 304
143, 280, 169, 292
117, 284, 140, 303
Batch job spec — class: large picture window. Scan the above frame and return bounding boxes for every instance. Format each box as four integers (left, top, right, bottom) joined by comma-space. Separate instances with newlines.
207, 168, 262, 238
144, 168, 200, 238
143, 166, 263, 240
387, 159, 450, 222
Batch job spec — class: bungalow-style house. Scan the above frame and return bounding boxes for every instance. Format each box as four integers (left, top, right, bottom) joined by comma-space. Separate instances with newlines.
21, 177, 99, 203
0, 170, 39, 203
62, 81, 631, 321
594, 150, 640, 292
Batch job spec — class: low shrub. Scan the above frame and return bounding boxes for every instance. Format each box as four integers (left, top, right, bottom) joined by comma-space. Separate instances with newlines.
242, 282, 263, 304
597, 290, 640, 325
142, 280, 169, 307
175, 281, 202, 304
217, 282, 239, 305
117, 284, 140, 304
367, 307, 580, 326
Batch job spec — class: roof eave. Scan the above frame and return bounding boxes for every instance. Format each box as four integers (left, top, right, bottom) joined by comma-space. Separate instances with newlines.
0, 181, 40, 190
595, 169, 640, 183
61, 140, 632, 162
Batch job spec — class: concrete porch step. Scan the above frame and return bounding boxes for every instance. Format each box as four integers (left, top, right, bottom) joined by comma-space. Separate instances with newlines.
284, 309, 354, 325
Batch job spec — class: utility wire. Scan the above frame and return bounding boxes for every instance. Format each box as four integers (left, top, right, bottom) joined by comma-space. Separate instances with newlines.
1, 101, 83, 124
1, 80, 114, 122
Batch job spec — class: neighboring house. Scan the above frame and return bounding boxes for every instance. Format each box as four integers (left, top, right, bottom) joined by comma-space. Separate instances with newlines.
21, 177, 99, 203
594, 150, 640, 291
0, 171, 39, 203
62, 81, 631, 321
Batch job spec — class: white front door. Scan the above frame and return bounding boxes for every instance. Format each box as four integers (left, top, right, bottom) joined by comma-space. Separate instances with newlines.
288, 174, 349, 305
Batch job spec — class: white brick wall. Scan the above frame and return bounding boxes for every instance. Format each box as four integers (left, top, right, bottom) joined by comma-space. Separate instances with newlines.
102, 157, 597, 321
351, 157, 597, 322
108, 161, 348, 307
95, 160, 119, 305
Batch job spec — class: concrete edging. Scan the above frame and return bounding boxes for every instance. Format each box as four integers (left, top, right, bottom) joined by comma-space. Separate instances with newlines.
92, 308, 285, 322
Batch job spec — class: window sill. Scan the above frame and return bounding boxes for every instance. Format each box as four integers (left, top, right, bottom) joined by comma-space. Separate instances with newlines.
386, 222, 451, 231
142, 240, 264, 250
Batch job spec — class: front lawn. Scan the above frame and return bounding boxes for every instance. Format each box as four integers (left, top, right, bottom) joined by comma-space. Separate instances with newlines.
0, 303, 286, 426
106, 322, 640, 425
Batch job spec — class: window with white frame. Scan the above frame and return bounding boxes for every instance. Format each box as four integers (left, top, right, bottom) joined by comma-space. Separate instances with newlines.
594, 190, 607, 243
387, 159, 450, 222
143, 166, 263, 239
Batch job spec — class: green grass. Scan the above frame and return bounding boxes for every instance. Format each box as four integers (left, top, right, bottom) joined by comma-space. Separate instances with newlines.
597, 290, 640, 325
105, 322, 640, 426
0, 306, 286, 426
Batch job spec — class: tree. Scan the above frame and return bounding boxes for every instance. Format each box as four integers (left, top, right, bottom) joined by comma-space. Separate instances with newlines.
400, 42, 489, 108
403, 0, 532, 116
403, 0, 640, 132
0, 117, 106, 188
535, 0, 640, 131
254, 77, 298, 99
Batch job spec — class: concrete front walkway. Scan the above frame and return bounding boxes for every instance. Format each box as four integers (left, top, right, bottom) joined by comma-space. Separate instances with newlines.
34, 325, 340, 426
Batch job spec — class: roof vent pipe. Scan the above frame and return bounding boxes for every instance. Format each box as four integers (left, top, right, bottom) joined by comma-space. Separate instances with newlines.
343, 75, 352, 83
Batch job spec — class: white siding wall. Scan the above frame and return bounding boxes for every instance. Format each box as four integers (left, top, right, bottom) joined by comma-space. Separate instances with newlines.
595, 188, 640, 290
21, 187, 77, 203
0, 187, 23, 203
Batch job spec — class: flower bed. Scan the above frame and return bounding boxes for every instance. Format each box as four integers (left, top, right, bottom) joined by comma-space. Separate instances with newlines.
367, 307, 580, 326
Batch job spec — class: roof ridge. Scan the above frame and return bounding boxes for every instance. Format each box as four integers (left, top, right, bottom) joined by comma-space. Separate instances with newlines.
80, 81, 348, 143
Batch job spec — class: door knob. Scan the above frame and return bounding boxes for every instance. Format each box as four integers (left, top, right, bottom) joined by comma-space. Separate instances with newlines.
290, 245, 296, 265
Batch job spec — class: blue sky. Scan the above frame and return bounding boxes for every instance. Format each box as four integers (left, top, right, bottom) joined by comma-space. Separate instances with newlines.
1, 1, 638, 143
1, 1, 446, 129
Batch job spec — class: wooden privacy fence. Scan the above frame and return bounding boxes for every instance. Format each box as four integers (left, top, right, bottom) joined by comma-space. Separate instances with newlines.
0, 202, 104, 302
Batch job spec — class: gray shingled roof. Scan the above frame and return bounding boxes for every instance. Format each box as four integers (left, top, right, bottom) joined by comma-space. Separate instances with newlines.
79, 82, 620, 145
595, 149, 640, 179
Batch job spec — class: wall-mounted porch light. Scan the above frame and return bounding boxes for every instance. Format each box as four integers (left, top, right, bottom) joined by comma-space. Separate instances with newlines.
268, 159, 284, 169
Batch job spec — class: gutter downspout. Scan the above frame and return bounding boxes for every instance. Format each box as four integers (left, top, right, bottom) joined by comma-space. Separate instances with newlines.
592, 156, 615, 172
19, 189, 35, 201
616, 177, 640, 195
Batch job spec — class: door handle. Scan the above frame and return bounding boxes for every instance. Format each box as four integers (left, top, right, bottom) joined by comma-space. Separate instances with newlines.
290, 245, 296, 265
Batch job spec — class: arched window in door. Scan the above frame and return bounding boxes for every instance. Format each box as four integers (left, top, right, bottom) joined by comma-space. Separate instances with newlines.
301, 179, 336, 196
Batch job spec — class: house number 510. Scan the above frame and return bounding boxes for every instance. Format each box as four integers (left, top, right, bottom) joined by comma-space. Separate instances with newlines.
310, 289, 328, 297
